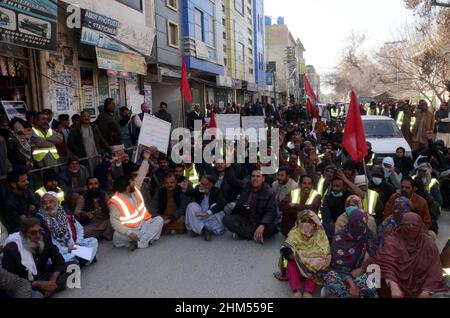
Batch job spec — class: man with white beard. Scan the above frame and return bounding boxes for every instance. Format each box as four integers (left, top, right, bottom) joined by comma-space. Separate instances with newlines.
2, 218, 67, 298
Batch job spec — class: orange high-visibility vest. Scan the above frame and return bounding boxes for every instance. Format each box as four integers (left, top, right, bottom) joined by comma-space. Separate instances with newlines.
108, 187, 152, 228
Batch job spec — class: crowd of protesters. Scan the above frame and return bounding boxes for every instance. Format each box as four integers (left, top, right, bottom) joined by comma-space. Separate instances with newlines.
0, 97, 449, 298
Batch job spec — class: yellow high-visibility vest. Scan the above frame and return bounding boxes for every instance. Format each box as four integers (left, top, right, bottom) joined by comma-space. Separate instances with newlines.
362, 190, 379, 216
35, 186, 65, 205
413, 176, 440, 193
316, 177, 326, 197
185, 166, 199, 187
32, 128, 60, 162
291, 189, 320, 205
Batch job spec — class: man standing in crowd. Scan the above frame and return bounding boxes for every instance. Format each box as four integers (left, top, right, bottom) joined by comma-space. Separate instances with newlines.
155, 102, 173, 125
187, 104, 205, 131
31, 112, 63, 168
96, 98, 123, 146
411, 100, 435, 151
435, 102, 450, 147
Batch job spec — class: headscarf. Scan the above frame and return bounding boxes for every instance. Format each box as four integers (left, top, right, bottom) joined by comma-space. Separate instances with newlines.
331, 209, 377, 274
417, 162, 432, 186
375, 213, 446, 297
382, 157, 395, 179
284, 210, 331, 282
345, 195, 363, 209
37, 205, 71, 246
378, 196, 411, 246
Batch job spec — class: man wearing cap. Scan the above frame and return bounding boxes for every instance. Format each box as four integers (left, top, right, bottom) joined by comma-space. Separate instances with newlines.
353, 175, 384, 224
315, 165, 336, 197
109, 150, 164, 250
369, 167, 396, 207
36, 192, 98, 265
35, 169, 65, 207
414, 163, 442, 208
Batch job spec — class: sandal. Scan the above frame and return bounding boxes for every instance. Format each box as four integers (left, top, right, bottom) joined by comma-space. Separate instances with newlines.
273, 271, 288, 281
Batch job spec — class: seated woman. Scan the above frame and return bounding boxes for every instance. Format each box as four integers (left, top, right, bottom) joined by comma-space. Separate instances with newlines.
335, 195, 377, 239
375, 213, 446, 298
36, 192, 98, 267
276, 210, 331, 298
377, 196, 411, 246
322, 209, 378, 298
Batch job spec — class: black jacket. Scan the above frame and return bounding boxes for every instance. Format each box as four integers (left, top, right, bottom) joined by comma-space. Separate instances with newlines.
2, 234, 66, 281
191, 186, 227, 215
208, 166, 244, 203
67, 125, 109, 158
187, 111, 205, 131
231, 183, 277, 226
150, 186, 190, 221
2, 190, 40, 234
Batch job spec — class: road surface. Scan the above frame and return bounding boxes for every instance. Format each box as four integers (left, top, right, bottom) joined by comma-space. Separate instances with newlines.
58, 212, 450, 298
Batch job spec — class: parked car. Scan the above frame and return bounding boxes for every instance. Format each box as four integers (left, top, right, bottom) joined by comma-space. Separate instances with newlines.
362, 116, 412, 160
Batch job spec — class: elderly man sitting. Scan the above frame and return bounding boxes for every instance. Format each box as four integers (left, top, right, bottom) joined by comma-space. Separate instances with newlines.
2, 218, 68, 298
36, 192, 98, 266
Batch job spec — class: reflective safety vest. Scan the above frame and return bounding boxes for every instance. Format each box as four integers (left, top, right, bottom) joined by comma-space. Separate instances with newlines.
410, 116, 416, 133
32, 128, 60, 162
35, 186, 65, 205
362, 190, 379, 216
108, 187, 152, 228
185, 166, 199, 187
369, 108, 380, 116
413, 176, 440, 193
316, 177, 327, 197
291, 189, 320, 205
396, 111, 415, 132
367, 153, 376, 167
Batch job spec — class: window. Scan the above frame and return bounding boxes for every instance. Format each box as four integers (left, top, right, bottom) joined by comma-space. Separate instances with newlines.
207, 16, 216, 47
167, 20, 179, 48
116, 0, 142, 12
235, 0, 244, 15
166, 0, 178, 11
194, 8, 204, 42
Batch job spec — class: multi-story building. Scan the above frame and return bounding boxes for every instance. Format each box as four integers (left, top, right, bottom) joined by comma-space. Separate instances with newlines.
252, 0, 266, 102
265, 16, 305, 105
306, 65, 321, 98
222, 0, 256, 104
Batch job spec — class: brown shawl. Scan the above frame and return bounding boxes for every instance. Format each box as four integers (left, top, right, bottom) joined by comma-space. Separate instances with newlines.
375, 213, 445, 297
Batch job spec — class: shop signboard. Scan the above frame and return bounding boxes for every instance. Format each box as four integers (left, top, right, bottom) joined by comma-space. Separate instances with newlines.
96, 47, 147, 75
1, 100, 28, 121
0, 0, 57, 51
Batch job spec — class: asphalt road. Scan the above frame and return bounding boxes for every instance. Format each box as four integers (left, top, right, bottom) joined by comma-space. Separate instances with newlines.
57, 212, 450, 298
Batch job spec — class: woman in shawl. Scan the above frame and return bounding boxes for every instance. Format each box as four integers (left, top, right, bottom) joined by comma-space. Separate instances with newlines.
322, 209, 378, 298
377, 196, 411, 246
375, 213, 446, 298
275, 210, 331, 298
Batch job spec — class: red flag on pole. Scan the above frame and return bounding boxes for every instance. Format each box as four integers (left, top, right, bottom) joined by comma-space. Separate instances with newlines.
342, 91, 368, 163
304, 75, 319, 102
306, 98, 319, 119
209, 111, 217, 129
180, 55, 193, 104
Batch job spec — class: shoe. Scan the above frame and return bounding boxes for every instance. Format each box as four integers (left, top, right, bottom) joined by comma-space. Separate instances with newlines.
189, 231, 200, 238
202, 230, 212, 241
303, 292, 313, 298
129, 241, 138, 252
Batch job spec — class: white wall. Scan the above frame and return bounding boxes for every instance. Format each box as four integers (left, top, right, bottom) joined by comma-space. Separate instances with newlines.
151, 82, 182, 129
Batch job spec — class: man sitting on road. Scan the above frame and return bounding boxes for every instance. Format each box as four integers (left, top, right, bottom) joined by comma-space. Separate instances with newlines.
2, 218, 68, 298
185, 175, 227, 241
223, 169, 278, 244
109, 150, 164, 251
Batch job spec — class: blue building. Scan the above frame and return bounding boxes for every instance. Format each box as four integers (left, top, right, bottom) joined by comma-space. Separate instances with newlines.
253, 0, 265, 86
182, 0, 224, 76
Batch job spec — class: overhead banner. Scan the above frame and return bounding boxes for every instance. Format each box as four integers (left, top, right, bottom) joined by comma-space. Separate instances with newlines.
96, 47, 147, 75
0, 0, 58, 51
80, 27, 134, 54
83, 9, 119, 36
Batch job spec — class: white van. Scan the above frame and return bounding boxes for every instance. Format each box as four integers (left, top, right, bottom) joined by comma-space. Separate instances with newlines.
362, 116, 412, 159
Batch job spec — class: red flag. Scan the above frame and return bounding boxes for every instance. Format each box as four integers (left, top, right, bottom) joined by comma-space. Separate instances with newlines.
209, 111, 217, 128
180, 55, 193, 104
304, 75, 318, 102
342, 91, 368, 163
306, 98, 318, 119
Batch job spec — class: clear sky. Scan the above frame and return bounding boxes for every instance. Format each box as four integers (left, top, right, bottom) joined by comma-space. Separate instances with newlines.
264, 0, 416, 85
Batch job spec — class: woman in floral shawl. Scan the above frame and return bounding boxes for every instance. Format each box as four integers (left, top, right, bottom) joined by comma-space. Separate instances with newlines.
322, 209, 378, 298
276, 210, 331, 298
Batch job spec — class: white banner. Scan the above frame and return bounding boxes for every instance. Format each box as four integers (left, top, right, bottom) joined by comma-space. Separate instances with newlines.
242, 116, 266, 142
216, 114, 241, 140
138, 114, 172, 154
